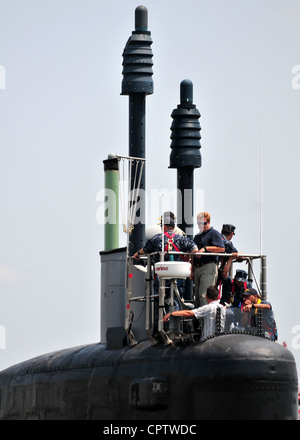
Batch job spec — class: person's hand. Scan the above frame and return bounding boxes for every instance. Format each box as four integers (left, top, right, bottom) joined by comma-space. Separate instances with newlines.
163, 313, 171, 323
232, 252, 243, 262
243, 302, 253, 313
196, 248, 204, 257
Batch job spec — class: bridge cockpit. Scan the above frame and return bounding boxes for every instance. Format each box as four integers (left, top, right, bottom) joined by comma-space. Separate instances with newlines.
125, 252, 276, 345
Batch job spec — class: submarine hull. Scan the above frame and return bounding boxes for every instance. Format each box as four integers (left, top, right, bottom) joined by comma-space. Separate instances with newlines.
0, 334, 298, 420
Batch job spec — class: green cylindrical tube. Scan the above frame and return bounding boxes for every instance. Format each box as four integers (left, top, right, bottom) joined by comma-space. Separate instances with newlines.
103, 155, 119, 251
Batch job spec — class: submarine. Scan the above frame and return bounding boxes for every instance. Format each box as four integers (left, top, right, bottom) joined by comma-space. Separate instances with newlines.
0, 6, 298, 421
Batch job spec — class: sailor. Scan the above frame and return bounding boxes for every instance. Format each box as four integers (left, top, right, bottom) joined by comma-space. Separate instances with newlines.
241, 288, 277, 340
216, 224, 238, 288
221, 268, 251, 307
163, 285, 231, 341
192, 212, 225, 307
133, 212, 197, 261
133, 212, 198, 312
221, 224, 238, 254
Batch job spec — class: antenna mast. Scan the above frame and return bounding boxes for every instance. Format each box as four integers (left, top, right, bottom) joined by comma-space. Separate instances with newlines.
260, 114, 264, 255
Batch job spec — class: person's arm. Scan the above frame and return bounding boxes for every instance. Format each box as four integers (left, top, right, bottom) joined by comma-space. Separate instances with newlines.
188, 245, 199, 279
243, 302, 271, 312
222, 256, 234, 280
201, 245, 225, 253
202, 229, 225, 254
133, 248, 145, 260
163, 310, 195, 322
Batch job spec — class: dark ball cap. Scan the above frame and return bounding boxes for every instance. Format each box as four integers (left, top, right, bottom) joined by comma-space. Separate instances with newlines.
160, 211, 176, 226
235, 269, 247, 282
222, 224, 236, 234
243, 287, 260, 297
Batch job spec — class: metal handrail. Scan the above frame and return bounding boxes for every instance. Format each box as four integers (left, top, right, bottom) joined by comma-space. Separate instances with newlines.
125, 251, 268, 344
136, 251, 264, 258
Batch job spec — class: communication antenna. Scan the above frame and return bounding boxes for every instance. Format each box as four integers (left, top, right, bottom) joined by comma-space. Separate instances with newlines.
161, 195, 164, 247
260, 114, 264, 256
117, 154, 145, 255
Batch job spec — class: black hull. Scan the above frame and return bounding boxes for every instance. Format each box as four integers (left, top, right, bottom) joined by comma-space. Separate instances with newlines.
0, 334, 298, 420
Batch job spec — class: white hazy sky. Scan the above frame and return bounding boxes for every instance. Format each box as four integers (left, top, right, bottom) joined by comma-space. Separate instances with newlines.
1, 0, 300, 375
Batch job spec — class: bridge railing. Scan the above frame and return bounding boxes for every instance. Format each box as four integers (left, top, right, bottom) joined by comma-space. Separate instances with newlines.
125, 252, 270, 345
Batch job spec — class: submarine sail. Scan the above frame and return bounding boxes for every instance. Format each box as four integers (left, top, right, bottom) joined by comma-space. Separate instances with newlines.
0, 6, 298, 421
